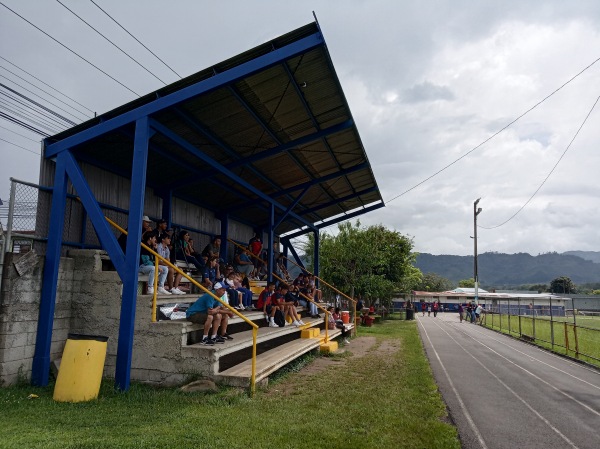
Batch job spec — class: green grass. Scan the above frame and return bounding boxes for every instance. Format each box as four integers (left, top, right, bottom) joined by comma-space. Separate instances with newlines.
483, 313, 600, 367
0, 320, 459, 449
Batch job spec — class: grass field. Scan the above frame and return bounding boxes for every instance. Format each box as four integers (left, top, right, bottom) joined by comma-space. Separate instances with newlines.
483, 313, 600, 367
0, 320, 459, 449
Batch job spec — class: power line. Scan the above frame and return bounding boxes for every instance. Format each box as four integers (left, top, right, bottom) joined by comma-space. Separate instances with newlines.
0, 1, 140, 97
0, 82, 76, 126
479, 93, 600, 230
0, 55, 95, 114
0, 136, 39, 155
385, 54, 600, 204
0, 102, 65, 134
0, 112, 51, 137
55, 0, 168, 85
0, 124, 39, 142
89, 0, 182, 79
0, 64, 91, 119
0, 78, 79, 125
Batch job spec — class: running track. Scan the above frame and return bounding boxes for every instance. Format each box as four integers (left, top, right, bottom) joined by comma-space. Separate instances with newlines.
417, 312, 600, 449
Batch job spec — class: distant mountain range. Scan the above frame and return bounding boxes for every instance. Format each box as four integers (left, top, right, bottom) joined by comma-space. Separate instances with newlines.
415, 251, 600, 286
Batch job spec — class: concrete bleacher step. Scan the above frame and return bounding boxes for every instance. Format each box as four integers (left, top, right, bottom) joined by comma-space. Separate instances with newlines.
214, 327, 349, 387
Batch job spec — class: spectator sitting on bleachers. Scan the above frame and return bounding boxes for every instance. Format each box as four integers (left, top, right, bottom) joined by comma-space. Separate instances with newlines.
185, 282, 232, 345
156, 234, 185, 295
201, 256, 220, 289
248, 232, 263, 278
330, 307, 350, 344
155, 218, 169, 240
202, 236, 222, 262
234, 247, 255, 279
265, 284, 285, 328
256, 282, 276, 314
139, 231, 170, 295
307, 274, 322, 301
224, 271, 245, 310
291, 284, 320, 318
176, 230, 204, 271
281, 284, 305, 326
233, 272, 253, 309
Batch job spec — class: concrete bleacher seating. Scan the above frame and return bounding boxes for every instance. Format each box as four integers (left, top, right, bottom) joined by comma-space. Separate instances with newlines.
140, 297, 351, 388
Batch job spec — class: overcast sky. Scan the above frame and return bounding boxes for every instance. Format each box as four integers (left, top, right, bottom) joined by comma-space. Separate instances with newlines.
1, 0, 599, 256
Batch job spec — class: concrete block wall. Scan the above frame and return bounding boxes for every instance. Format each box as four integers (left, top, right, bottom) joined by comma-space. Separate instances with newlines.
1, 248, 213, 388
0, 252, 74, 386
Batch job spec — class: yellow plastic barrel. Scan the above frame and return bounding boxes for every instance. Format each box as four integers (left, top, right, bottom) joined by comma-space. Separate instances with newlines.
53, 334, 108, 403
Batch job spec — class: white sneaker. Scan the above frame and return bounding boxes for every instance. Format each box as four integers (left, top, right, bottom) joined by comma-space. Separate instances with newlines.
158, 287, 171, 295
292, 320, 300, 326
147, 287, 154, 294
269, 322, 279, 328
298, 320, 306, 325
171, 288, 185, 295
344, 339, 350, 344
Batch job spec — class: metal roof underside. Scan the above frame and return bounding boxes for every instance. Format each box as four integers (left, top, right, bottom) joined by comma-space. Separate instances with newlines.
44, 22, 384, 235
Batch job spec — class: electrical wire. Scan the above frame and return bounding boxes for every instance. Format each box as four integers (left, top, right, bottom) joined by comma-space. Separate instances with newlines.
0, 136, 39, 155
0, 82, 75, 126
0, 102, 65, 134
479, 93, 600, 230
0, 55, 95, 114
0, 64, 91, 119
385, 54, 600, 204
0, 97, 66, 131
89, 0, 182, 79
0, 1, 140, 97
0, 124, 39, 142
0, 111, 50, 137
0, 78, 78, 125
55, 0, 168, 85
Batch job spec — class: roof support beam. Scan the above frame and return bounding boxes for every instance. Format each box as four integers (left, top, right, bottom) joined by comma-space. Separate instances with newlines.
282, 201, 385, 239
149, 118, 316, 231
45, 32, 325, 157
299, 186, 379, 216
274, 185, 310, 230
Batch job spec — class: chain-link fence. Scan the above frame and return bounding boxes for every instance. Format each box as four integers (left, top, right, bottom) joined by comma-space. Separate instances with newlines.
481, 296, 600, 367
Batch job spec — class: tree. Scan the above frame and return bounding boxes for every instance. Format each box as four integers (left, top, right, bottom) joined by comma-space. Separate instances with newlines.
458, 278, 475, 288
415, 272, 454, 292
303, 221, 420, 307
549, 276, 576, 294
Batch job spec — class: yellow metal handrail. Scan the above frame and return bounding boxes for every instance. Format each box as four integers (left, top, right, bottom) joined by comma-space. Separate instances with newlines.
228, 239, 334, 342
280, 253, 358, 336
106, 218, 260, 396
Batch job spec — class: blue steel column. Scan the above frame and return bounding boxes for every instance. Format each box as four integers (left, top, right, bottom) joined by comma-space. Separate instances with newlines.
32, 152, 69, 386
313, 230, 320, 284
115, 117, 150, 391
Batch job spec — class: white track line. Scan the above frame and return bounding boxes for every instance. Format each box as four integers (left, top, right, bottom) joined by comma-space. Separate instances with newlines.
428, 317, 580, 449
417, 317, 489, 449
437, 318, 600, 418
446, 318, 600, 391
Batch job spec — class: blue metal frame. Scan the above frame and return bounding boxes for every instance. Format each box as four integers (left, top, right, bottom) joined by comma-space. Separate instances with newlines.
45, 33, 325, 157
115, 117, 149, 390
149, 118, 316, 232
31, 153, 68, 386
35, 27, 382, 391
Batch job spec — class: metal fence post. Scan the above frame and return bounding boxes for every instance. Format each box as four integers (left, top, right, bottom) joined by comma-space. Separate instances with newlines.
0, 178, 16, 293
549, 296, 554, 350
532, 297, 536, 340
518, 297, 522, 336
564, 322, 569, 356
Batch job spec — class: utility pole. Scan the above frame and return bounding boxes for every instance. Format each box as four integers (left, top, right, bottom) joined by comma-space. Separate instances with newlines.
473, 198, 482, 303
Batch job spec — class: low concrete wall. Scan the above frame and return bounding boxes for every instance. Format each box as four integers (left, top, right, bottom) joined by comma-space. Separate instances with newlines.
0, 252, 74, 386
1, 249, 211, 387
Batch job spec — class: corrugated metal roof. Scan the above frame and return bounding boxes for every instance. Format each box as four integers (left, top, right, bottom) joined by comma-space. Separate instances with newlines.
45, 22, 384, 234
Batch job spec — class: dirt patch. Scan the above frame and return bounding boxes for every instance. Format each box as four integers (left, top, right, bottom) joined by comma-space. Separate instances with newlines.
296, 336, 379, 377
